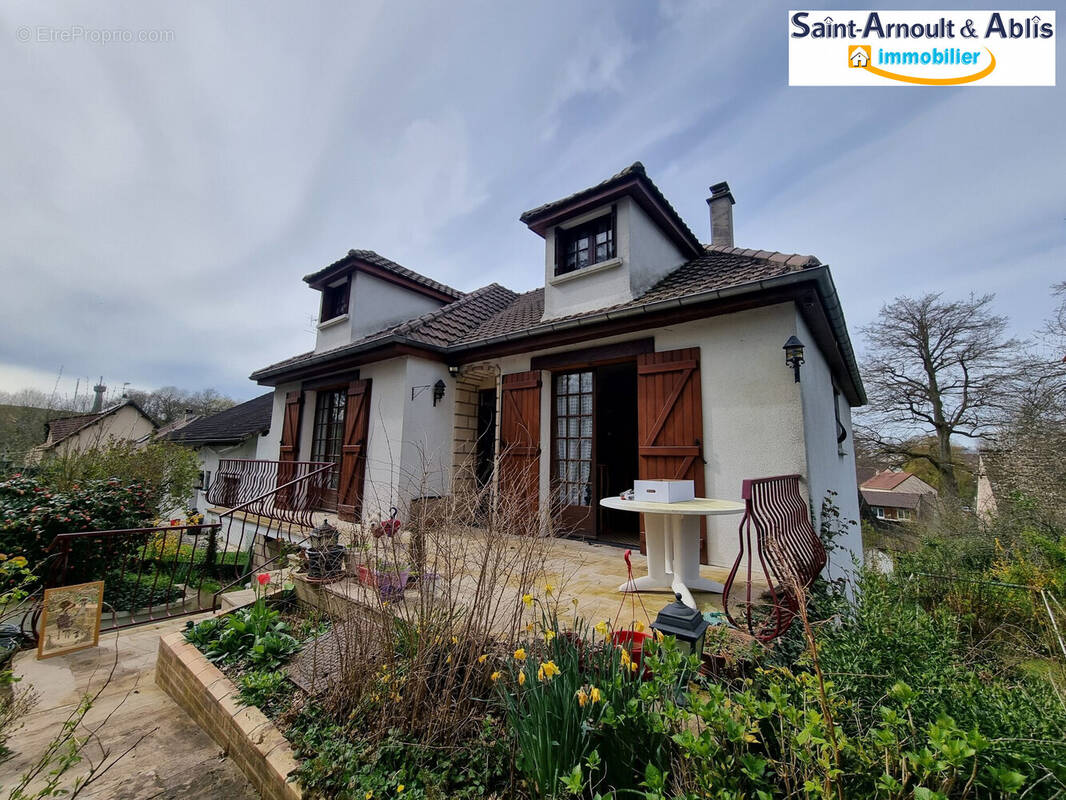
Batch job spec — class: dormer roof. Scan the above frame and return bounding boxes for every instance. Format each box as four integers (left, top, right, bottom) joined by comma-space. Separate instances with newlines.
302, 249, 464, 302
519, 162, 703, 258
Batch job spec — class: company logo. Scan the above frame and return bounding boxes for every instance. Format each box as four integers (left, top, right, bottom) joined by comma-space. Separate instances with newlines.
789, 10, 1055, 86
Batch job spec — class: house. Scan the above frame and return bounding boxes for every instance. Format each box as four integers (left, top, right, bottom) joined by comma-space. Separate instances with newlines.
859, 470, 938, 523
247, 162, 866, 575
27, 399, 157, 464
164, 392, 273, 514
849, 47, 870, 67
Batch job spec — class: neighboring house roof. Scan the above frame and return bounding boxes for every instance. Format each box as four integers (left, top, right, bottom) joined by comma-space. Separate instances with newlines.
860, 489, 922, 510
153, 414, 202, 439
302, 249, 464, 301
165, 392, 273, 445
861, 471, 912, 491
40, 400, 156, 450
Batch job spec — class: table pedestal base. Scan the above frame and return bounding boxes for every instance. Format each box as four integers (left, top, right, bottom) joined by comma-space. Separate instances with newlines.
617, 513, 723, 608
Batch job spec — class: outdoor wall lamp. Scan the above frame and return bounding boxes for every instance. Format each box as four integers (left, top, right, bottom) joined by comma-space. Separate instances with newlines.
783, 336, 805, 382
448, 365, 460, 377
432, 379, 446, 407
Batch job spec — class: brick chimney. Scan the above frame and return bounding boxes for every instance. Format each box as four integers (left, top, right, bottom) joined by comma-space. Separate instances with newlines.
707, 181, 735, 248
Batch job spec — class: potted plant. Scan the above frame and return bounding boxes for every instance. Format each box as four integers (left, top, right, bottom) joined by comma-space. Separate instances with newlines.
373, 558, 410, 600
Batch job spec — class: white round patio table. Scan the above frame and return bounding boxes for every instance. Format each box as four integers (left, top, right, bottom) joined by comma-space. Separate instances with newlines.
599, 496, 745, 609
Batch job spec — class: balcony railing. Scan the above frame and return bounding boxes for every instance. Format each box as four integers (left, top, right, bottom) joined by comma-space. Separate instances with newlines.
207, 459, 333, 527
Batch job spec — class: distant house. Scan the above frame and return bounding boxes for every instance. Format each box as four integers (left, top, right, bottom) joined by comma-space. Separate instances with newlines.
27, 400, 157, 464
164, 393, 273, 513
859, 470, 938, 523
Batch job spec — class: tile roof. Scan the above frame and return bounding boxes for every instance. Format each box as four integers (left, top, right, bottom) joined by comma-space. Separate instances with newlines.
251, 284, 519, 377
250, 246, 830, 381
46, 412, 105, 444
860, 489, 922, 510
43, 400, 156, 448
166, 392, 274, 444
519, 162, 702, 254
302, 249, 464, 300
860, 471, 912, 491
453, 245, 819, 344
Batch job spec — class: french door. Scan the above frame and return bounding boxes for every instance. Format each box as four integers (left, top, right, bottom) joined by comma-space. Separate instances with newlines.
553, 371, 595, 535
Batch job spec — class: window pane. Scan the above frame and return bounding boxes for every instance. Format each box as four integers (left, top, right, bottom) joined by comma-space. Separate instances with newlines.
557, 396, 566, 415
580, 418, 592, 437
568, 441, 579, 459
580, 394, 592, 414
556, 374, 567, 393
568, 396, 579, 415
568, 418, 579, 437
580, 372, 592, 392
580, 439, 591, 459
568, 373, 579, 392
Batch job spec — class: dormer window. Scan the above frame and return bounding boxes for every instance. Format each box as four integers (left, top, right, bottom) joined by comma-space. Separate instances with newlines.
556, 212, 615, 276
321, 278, 349, 322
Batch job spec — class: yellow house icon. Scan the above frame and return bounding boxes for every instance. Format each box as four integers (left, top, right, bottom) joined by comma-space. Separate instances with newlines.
849, 45, 871, 68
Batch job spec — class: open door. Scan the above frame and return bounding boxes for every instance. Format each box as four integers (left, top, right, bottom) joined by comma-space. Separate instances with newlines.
636, 348, 708, 563
498, 371, 541, 523
337, 379, 372, 522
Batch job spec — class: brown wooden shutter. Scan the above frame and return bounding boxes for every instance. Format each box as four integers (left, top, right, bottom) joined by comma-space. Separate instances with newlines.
637, 348, 709, 562
337, 379, 372, 522
276, 391, 303, 508
498, 371, 541, 521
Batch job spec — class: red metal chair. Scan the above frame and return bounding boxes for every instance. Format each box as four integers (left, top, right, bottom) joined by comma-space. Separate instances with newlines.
722, 475, 827, 642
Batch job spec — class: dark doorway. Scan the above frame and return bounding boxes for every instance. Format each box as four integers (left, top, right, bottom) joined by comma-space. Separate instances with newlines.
594, 362, 639, 544
475, 388, 497, 491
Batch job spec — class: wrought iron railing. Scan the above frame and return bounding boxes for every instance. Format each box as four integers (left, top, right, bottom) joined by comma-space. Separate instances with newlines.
26, 460, 336, 635
208, 459, 333, 526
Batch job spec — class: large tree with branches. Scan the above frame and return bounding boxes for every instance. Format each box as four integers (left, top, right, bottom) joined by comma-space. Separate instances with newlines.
857, 293, 1021, 500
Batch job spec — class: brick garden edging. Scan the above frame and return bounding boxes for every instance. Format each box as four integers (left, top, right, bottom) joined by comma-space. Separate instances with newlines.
155, 631, 303, 800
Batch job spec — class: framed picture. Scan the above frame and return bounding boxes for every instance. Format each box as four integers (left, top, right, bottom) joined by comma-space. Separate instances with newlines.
37, 580, 104, 660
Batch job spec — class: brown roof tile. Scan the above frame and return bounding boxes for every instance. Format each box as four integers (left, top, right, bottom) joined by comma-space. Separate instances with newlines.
861, 471, 912, 491
303, 249, 463, 300
860, 489, 922, 510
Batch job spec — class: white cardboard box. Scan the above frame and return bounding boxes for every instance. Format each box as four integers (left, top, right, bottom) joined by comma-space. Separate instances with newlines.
633, 479, 695, 503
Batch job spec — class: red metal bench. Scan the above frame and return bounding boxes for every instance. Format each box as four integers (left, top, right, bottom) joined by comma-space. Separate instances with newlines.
722, 474, 827, 642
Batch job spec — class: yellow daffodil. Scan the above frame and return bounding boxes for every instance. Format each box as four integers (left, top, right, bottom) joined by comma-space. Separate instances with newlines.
544, 630, 555, 643
525, 622, 535, 633
9, 556, 27, 568
589, 686, 602, 704
633, 620, 645, 633
629, 660, 638, 672
594, 621, 609, 637
451, 636, 458, 645
366, 792, 373, 800
537, 665, 545, 682
518, 670, 526, 686
620, 649, 631, 668
478, 654, 488, 664
540, 660, 560, 679
445, 654, 453, 664
490, 671, 501, 682
576, 688, 588, 707
397, 785, 405, 794
522, 593, 534, 608
513, 647, 527, 661
544, 583, 555, 596
654, 629, 665, 642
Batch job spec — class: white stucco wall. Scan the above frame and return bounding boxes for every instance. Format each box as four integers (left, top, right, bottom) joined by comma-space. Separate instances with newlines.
54, 405, 155, 457
541, 198, 687, 321
795, 313, 863, 578
398, 356, 455, 508
190, 437, 260, 515
313, 270, 447, 353
257, 382, 300, 460
358, 358, 407, 521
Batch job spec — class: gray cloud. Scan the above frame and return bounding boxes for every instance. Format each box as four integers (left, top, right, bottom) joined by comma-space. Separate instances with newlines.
0, 0, 1062, 402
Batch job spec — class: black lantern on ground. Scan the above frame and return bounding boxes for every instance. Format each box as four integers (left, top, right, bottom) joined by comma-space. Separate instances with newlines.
783, 335, 805, 383
650, 593, 710, 658
307, 519, 345, 582
433, 379, 446, 406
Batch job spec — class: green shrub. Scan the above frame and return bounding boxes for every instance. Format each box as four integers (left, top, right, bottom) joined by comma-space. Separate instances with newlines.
0, 474, 153, 582
237, 669, 293, 714
184, 596, 300, 671
288, 711, 509, 800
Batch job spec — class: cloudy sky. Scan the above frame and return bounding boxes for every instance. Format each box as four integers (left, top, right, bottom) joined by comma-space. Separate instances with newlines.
1, 1, 1063, 403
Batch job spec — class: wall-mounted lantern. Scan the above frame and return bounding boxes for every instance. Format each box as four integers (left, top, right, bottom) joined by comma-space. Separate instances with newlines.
783, 336, 805, 383
433, 379, 446, 407
448, 365, 460, 377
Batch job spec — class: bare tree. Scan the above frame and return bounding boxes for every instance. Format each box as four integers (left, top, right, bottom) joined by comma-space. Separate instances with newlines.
857, 293, 1022, 500
125, 386, 235, 425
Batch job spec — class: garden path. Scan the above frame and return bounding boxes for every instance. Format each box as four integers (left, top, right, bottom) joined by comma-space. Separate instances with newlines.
2, 615, 258, 800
